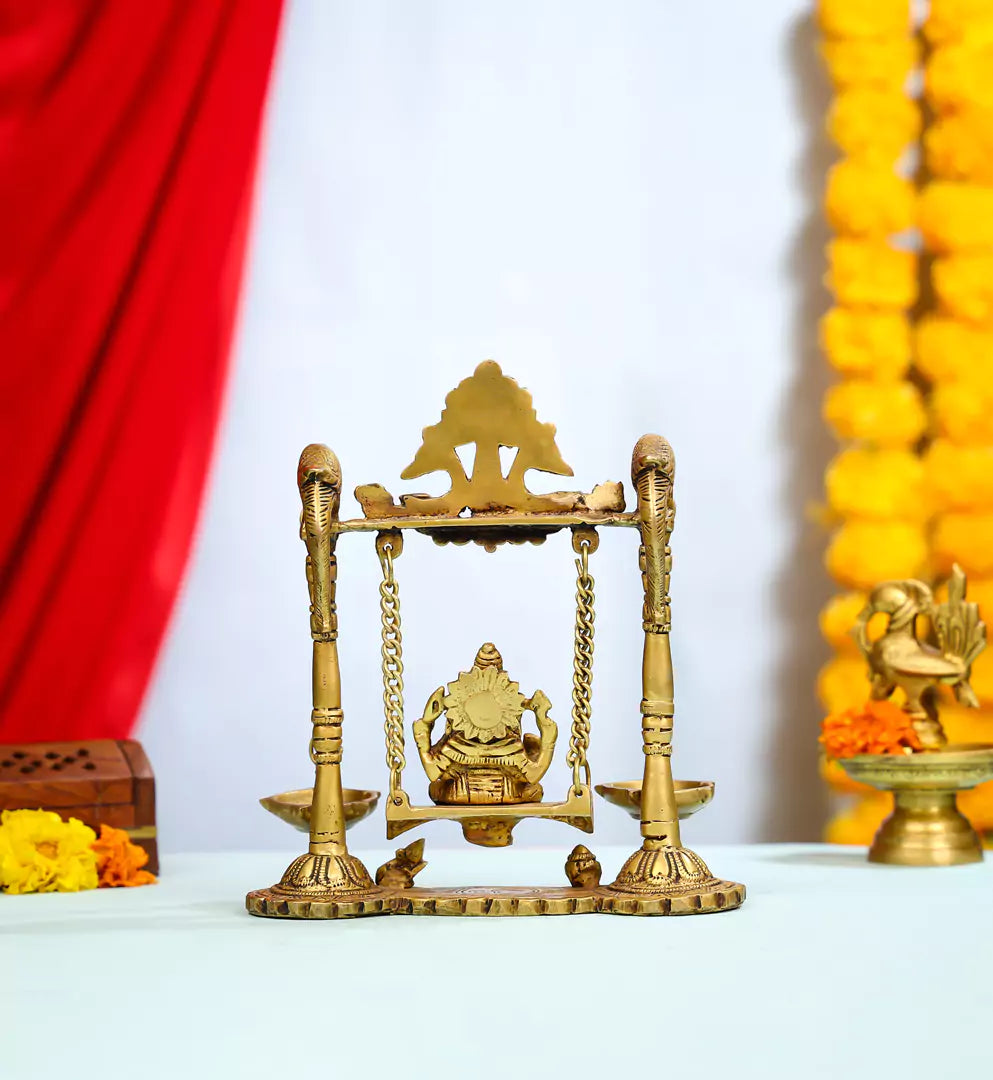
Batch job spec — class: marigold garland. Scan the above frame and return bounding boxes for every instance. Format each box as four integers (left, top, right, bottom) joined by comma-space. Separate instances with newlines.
924, 0, 993, 789
819, 308, 911, 379
816, 0, 928, 845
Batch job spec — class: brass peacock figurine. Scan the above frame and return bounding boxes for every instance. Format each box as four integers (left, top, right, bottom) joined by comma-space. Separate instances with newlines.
853, 564, 986, 750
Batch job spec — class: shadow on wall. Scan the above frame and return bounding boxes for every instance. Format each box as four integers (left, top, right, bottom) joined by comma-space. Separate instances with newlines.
762, 14, 835, 841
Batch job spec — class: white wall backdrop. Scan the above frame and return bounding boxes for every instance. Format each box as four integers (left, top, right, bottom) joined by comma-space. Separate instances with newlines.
138, 0, 833, 854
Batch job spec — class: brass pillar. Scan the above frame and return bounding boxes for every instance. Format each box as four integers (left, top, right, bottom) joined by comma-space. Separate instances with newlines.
263, 445, 378, 900
606, 435, 742, 905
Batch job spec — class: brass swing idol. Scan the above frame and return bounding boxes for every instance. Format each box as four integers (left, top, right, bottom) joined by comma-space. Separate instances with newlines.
246, 361, 745, 918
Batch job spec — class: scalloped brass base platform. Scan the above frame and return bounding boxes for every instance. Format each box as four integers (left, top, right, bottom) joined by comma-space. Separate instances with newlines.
246, 880, 746, 918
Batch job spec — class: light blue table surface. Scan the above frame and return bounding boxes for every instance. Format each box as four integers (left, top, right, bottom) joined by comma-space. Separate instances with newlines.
3, 844, 991, 1079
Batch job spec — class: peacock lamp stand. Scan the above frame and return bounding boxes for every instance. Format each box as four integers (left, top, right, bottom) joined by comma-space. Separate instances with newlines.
246, 362, 745, 917
837, 568, 993, 866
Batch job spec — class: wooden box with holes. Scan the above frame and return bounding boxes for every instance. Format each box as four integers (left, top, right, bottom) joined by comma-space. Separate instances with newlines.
0, 740, 158, 874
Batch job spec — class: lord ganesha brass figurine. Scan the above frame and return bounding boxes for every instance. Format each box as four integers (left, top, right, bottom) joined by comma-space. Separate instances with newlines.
247, 361, 745, 917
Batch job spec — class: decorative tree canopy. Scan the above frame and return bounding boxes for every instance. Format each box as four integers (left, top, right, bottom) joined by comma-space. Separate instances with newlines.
399, 361, 573, 512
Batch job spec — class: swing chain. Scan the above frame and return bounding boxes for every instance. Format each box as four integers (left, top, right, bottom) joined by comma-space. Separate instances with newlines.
568, 527, 597, 795
376, 530, 406, 798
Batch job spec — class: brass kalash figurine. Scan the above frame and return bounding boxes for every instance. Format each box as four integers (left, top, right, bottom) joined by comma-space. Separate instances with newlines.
837, 566, 993, 866
247, 362, 745, 917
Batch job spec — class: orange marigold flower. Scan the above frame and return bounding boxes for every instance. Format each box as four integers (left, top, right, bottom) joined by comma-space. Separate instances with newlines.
819, 36, 919, 90
825, 161, 915, 237
817, 0, 912, 39
924, 440, 993, 512
825, 519, 929, 591
820, 699, 923, 759
926, 109, 993, 184
827, 89, 921, 162
918, 182, 993, 253
932, 512, 993, 577
825, 239, 917, 307
91, 825, 156, 888
926, 41, 993, 112
823, 378, 926, 448
819, 308, 911, 380
932, 252, 993, 322
914, 316, 993, 384
825, 447, 929, 521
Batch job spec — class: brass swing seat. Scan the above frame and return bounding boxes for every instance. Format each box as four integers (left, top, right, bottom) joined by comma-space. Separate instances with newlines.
374, 519, 603, 848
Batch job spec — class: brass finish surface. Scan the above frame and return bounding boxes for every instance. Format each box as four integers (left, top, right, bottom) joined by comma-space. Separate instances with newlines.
260, 446, 381, 905
842, 566, 991, 866
854, 564, 986, 749
604, 435, 743, 904
839, 745, 993, 865
595, 780, 715, 820
246, 845, 743, 918
247, 365, 744, 918
259, 788, 380, 833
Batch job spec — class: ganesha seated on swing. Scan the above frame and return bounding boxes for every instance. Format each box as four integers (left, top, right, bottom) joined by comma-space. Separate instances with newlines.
413, 643, 557, 807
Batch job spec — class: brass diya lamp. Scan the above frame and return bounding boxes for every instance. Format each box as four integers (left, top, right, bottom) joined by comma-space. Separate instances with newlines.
260, 788, 380, 832
246, 361, 744, 918
834, 566, 993, 867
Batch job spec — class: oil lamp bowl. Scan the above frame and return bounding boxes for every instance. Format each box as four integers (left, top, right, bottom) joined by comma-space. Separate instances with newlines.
260, 788, 380, 833
595, 779, 714, 820
837, 744, 993, 866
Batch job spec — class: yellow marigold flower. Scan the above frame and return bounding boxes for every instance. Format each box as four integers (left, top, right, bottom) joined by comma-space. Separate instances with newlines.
825, 519, 929, 590
933, 512, 993, 576
820, 754, 873, 795
820, 594, 891, 654
918, 182, 993, 253
819, 36, 920, 90
932, 381, 993, 444
825, 161, 915, 237
926, 108, 993, 184
926, 41, 993, 112
823, 378, 926, 447
926, 0, 993, 44
0, 809, 98, 894
817, 656, 872, 714
817, 0, 912, 39
933, 252, 993, 322
941, 700, 993, 744
960, 780, 993, 831
825, 239, 917, 307
971, 651, 993, 708
914, 315, 993, 383
825, 447, 929, 520
820, 592, 869, 653
924, 440, 993, 512
827, 89, 921, 162
824, 794, 891, 846
819, 308, 911, 380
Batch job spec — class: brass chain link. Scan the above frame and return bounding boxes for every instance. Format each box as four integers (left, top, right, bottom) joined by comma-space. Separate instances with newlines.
568, 527, 597, 794
376, 531, 406, 797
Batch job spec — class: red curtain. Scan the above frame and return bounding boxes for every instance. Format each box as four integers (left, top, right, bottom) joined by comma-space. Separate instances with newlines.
0, 1, 284, 741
